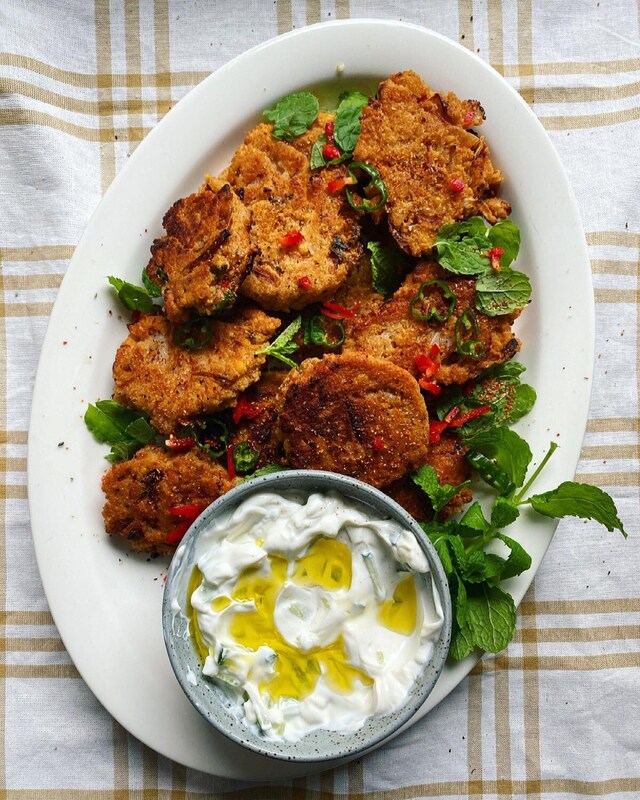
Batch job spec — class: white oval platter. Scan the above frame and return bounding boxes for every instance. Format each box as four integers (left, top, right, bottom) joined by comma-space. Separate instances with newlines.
28, 20, 593, 779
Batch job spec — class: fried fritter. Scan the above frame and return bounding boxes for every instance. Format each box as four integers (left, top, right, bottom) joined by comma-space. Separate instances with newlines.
427, 432, 473, 517
275, 353, 429, 487
228, 369, 288, 467
353, 70, 510, 256
146, 182, 253, 323
112, 308, 280, 434
343, 260, 520, 385
384, 433, 471, 521
101, 445, 234, 553
223, 121, 362, 311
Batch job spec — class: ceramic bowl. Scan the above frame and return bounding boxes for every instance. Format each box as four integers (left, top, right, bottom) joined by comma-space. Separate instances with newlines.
162, 469, 451, 763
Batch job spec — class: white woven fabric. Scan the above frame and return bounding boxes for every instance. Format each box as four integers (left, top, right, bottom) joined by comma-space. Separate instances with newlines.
1, 0, 638, 796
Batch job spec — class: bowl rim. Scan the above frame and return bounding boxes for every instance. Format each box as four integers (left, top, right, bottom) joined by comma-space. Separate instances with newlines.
162, 468, 452, 762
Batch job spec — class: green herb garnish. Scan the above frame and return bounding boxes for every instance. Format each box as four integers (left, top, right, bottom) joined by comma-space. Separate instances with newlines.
411, 464, 471, 514
107, 276, 155, 313
264, 92, 319, 141
433, 217, 521, 280
367, 242, 407, 297
410, 279, 456, 322
84, 400, 155, 463
232, 442, 260, 474
303, 314, 345, 348
173, 317, 213, 350
475, 269, 532, 317
333, 91, 369, 153
415, 437, 626, 660
257, 316, 302, 369
345, 161, 387, 212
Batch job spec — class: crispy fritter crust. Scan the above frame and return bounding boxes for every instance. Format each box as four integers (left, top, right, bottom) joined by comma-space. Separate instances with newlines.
112, 308, 280, 434
146, 183, 253, 323
101, 445, 234, 553
343, 261, 520, 385
427, 433, 473, 517
228, 369, 288, 467
275, 354, 429, 487
384, 433, 471, 521
353, 70, 510, 256
223, 121, 362, 311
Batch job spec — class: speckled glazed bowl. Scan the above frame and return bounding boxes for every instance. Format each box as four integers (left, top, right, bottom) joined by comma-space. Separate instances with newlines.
162, 470, 451, 763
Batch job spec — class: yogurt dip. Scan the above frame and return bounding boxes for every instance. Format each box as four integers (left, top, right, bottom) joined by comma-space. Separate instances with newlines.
173, 490, 444, 742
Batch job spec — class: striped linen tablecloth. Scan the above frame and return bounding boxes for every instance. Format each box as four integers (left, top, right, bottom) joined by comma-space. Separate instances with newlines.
1, 1, 639, 797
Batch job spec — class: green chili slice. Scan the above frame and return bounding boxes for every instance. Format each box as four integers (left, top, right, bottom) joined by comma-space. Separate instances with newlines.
303, 314, 346, 348
410, 279, 457, 322
345, 161, 388, 213
173, 318, 213, 350
454, 308, 485, 359
464, 451, 516, 495
232, 442, 260, 475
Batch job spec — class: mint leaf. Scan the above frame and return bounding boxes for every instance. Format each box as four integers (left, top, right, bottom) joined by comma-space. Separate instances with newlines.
264, 92, 319, 141
475, 268, 531, 317
85, 400, 155, 463
108, 276, 154, 313
463, 426, 532, 489
459, 550, 505, 583
496, 533, 532, 579
528, 482, 627, 537
141, 269, 163, 298
333, 91, 369, 153
434, 241, 490, 276
367, 241, 407, 297
241, 464, 287, 481
412, 464, 471, 514
257, 316, 302, 369
434, 217, 523, 279
459, 501, 490, 534
487, 219, 520, 267
310, 135, 327, 169
491, 497, 520, 528
464, 584, 516, 653
450, 622, 474, 661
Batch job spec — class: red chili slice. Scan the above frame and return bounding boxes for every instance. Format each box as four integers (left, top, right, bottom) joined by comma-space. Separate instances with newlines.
372, 436, 384, 451
165, 434, 195, 452
233, 396, 265, 425
279, 230, 304, 247
488, 247, 504, 271
463, 110, 475, 127
327, 176, 355, 194
414, 353, 440, 380
448, 405, 491, 428
226, 445, 236, 480
166, 520, 191, 545
320, 302, 355, 320
322, 143, 341, 160
324, 120, 335, 138
419, 381, 441, 396
449, 178, 465, 193
297, 276, 312, 289
428, 421, 449, 444
168, 504, 203, 521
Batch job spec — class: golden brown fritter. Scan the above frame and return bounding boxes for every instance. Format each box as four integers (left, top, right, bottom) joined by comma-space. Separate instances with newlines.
228, 369, 288, 467
223, 121, 362, 311
112, 308, 280, 434
383, 477, 432, 522
343, 260, 520, 385
101, 445, 234, 553
353, 70, 510, 256
275, 353, 429, 488
146, 182, 253, 323
427, 433, 473, 517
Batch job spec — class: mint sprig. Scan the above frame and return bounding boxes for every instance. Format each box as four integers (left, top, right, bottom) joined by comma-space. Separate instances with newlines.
257, 316, 302, 369
264, 92, 319, 141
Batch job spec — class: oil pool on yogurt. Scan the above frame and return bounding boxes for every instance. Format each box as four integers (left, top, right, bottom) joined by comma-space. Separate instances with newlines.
173, 491, 444, 742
